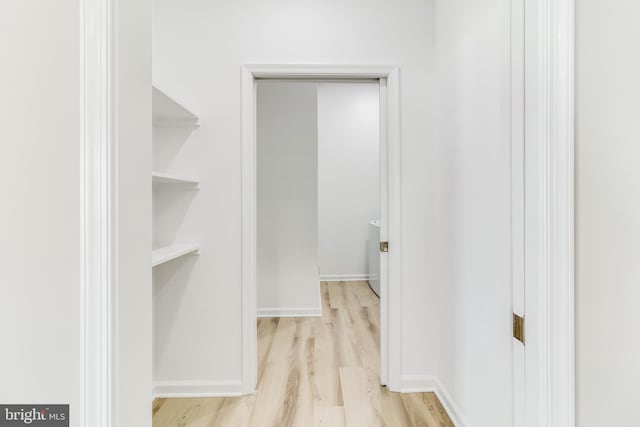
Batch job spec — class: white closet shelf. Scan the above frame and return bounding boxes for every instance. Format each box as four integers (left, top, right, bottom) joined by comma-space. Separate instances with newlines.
152, 172, 200, 188
152, 243, 200, 267
152, 85, 199, 128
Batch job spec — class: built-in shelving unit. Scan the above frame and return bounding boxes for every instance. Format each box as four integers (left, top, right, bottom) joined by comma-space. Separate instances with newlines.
152, 86, 200, 128
152, 84, 200, 267
152, 172, 200, 188
152, 243, 200, 267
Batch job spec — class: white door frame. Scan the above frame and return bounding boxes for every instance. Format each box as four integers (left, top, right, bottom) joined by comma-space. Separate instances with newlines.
81, 0, 115, 426
519, 0, 575, 425
240, 64, 402, 393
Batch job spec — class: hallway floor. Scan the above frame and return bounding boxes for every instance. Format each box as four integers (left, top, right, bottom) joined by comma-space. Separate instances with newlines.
153, 281, 454, 426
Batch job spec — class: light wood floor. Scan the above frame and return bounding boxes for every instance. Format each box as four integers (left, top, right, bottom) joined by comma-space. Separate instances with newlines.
153, 281, 454, 427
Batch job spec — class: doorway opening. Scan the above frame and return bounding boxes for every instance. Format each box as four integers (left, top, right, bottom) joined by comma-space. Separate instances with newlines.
254, 78, 381, 402
240, 65, 402, 394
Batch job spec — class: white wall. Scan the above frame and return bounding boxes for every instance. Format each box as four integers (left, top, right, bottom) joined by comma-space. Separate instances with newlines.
433, 0, 512, 425
0, 1, 81, 422
576, 1, 640, 425
318, 83, 379, 281
0, 1, 152, 426
116, 0, 152, 424
153, 0, 437, 387
257, 81, 320, 315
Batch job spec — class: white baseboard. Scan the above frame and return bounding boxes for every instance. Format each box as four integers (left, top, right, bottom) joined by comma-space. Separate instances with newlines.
319, 274, 370, 282
399, 374, 438, 393
257, 306, 322, 318
400, 375, 469, 427
153, 380, 243, 398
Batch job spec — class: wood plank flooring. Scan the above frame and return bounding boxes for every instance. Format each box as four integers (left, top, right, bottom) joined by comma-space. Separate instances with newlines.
153, 281, 454, 427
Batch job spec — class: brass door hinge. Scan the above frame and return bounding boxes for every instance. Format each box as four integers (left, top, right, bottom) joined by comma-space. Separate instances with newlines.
513, 313, 525, 344
379, 241, 389, 252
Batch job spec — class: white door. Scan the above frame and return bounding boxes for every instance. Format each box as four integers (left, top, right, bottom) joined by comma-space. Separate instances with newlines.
511, 0, 526, 424
379, 78, 389, 386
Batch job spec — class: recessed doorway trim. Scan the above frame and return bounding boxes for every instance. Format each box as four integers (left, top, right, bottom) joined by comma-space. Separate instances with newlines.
80, 0, 115, 425
240, 64, 402, 393
522, 0, 575, 425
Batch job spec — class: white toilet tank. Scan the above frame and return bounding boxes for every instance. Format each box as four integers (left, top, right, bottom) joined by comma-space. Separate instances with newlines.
368, 219, 380, 297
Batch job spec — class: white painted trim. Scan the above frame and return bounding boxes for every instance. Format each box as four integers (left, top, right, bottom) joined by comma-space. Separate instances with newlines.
152, 381, 243, 399
398, 374, 438, 393
80, 0, 114, 426
542, 0, 575, 421
257, 307, 323, 318
241, 64, 401, 395
399, 375, 469, 427
241, 66, 258, 395
378, 77, 389, 386
247, 64, 400, 79
319, 274, 371, 281
384, 67, 402, 392
524, 0, 575, 425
